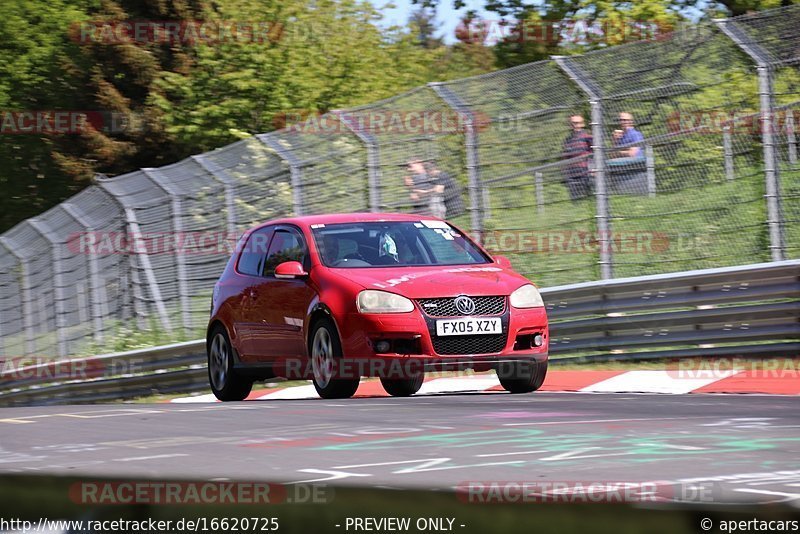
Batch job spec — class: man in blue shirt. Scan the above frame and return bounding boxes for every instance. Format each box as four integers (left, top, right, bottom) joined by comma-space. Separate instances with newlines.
611, 112, 645, 161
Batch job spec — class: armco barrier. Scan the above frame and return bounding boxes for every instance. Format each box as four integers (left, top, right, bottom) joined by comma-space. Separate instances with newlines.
0, 260, 797, 406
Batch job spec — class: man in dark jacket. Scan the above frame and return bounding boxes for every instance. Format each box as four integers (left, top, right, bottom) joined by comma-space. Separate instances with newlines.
561, 114, 593, 201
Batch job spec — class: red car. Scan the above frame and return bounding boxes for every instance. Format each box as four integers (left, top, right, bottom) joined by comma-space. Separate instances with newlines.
207, 213, 548, 400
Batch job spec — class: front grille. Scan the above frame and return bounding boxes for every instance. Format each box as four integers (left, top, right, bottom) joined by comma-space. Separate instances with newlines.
431, 334, 507, 355
417, 296, 505, 317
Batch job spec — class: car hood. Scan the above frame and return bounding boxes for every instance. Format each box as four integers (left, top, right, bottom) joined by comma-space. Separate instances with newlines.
331, 264, 532, 299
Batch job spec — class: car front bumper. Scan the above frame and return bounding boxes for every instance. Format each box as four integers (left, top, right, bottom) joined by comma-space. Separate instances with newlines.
336, 306, 548, 374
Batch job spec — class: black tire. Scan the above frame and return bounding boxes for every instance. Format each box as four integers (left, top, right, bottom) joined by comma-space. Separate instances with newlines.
207, 325, 253, 401
380, 372, 424, 397
310, 317, 360, 399
497, 360, 548, 394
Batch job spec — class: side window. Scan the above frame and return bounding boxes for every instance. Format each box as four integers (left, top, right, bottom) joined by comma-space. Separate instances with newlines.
263, 229, 307, 276
237, 228, 272, 276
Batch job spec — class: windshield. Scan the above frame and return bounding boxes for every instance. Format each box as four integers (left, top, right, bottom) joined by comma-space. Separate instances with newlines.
311, 221, 491, 268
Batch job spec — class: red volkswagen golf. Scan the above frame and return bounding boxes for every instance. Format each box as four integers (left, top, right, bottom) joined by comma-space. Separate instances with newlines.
207, 213, 548, 400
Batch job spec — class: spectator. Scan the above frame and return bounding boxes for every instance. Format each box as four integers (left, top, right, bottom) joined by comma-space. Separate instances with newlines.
423, 162, 465, 218
611, 112, 645, 160
404, 159, 446, 218
561, 114, 594, 200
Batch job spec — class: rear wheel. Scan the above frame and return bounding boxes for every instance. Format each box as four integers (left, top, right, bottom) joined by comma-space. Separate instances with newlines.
497, 360, 548, 394
208, 326, 253, 401
310, 318, 360, 399
380, 372, 424, 397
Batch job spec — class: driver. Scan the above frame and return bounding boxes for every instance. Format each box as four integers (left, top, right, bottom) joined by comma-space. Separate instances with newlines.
319, 234, 340, 264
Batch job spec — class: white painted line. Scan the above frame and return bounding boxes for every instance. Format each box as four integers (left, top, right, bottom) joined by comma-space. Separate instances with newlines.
259, 384, 319, 400
476, 450, 547, 457
171, 393, 218, 403
580, 370, 740, 394
115, 453, 190, 462
417, 375, 500, 395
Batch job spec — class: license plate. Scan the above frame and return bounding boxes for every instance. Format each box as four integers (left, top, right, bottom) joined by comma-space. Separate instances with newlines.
436, 317, 502, 336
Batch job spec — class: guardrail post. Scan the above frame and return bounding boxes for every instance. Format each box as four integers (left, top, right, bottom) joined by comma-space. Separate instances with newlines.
555, 56, 613, 279
716, 18, 785, 261
336, 111, 382, 212
0, 238, 35, 355
429, 82, 484, 242
258, 134, 305, 216
723, 125, 735, 181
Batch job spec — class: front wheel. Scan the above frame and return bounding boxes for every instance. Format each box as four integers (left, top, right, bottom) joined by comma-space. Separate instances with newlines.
310, 318, 360, 399
497, 360, 548, 394
380, 372, 424, 397
208, 326, 253, 401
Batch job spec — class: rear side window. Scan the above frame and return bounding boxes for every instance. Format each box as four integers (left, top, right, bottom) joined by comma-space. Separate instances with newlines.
263, 229, 307, 276
237, 228, 272, 276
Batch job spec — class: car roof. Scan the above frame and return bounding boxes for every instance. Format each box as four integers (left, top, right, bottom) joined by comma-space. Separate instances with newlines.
258, 212, 441, 228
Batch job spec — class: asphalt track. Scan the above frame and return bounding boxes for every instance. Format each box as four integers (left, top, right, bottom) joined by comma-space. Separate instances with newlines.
1, 392, 799, 505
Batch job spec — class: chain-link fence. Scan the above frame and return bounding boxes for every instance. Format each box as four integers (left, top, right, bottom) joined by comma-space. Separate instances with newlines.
0, 6, 798, 358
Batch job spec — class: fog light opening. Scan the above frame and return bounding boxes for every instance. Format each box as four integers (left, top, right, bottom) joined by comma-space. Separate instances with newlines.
375, 340, 392, 353
532, 334, 544, 347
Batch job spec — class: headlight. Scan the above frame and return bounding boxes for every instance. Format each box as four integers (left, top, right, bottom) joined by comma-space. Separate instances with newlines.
357, 290, 414, 313
356, 289, 414, 313
510, 284, 544, 308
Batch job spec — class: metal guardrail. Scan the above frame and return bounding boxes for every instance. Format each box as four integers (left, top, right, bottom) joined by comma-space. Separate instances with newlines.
1, 260, 797, 406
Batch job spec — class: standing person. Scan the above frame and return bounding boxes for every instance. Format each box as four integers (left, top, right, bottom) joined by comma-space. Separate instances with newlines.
561, 114, 594, 200
424, 162, 465, 218
611, 112, 645, 160
404, 159, 446, 218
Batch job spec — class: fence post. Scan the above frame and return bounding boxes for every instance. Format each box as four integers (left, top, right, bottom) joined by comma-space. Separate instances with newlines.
787, 111, 797, 165
429, 82, 484, 242
142, 169, 192, 334
61, 204, 105, 344
645, 145, 656, 197
336, 111, 382, 212
258, 134, 305, 216
555, 56, 613, 279
0, 238, 35, 355
535, 172, 545, 214
27, 220, 68, 358
97, 178, 173, 334
192, 154, 238, 237
716, 19, 785, 261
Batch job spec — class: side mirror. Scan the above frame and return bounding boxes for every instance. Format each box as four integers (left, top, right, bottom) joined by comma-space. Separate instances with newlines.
274, 261, 308, 279
494, 255, 512, 269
